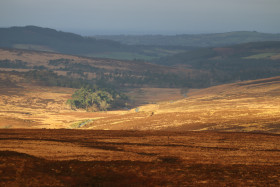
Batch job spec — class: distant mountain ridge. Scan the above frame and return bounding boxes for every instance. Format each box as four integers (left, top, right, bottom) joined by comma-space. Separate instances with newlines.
94, 31, 280, 47
2, 26, 280, 61
0, 26, 191, 60
0, 25, 123, 55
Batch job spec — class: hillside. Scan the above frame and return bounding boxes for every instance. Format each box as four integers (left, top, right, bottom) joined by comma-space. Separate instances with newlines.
0, 48, 190, 128
1, 71, 280, 132
82, 76, 280, 133
0, 26, 188, 61
1, 42, 280, 132
1, 130, 280, 186
0, 26, 123, 54
153, 41, 280, 85
94, 31, 280, 47
0, 48, 192, 89
155, 41, 280, 66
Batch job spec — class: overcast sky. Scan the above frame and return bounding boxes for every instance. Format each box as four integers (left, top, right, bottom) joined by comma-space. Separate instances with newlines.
0, 0, 280, 35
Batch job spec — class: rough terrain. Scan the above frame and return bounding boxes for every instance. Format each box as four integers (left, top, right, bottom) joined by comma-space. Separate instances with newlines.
1, 129, 280, 186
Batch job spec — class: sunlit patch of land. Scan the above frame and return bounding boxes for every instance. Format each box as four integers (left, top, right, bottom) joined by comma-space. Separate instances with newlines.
84, 76, 280, 132
0, 76, 183, 129
1, 73, 280, 133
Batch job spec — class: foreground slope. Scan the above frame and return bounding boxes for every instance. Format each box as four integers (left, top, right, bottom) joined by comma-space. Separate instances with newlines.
84, 76, 280, 133
1, 130, 280, 186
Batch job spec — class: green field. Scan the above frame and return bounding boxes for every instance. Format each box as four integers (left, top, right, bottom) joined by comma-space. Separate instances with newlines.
244, 53, 278, 59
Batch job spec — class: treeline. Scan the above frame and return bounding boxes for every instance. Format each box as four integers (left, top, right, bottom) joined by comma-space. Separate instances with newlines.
156, 57, 280, 86
48, 59, 204, 88
23, 70, 127, 110
0, 59, 47, 70
0, 59, 28, 68
95, 71, 208, 88
48, 58, 101, 76
153, 42, 280, 86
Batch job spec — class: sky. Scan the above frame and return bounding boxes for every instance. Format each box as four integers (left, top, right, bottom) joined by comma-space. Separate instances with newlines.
0, 0, 280, 35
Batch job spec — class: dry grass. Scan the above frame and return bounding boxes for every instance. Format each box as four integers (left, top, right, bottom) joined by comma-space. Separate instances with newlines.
1, 47, 280, 132
0, 82, 93, 129
1, 130, 280, 186
84, 76, 280, 132
1, 74, 280, 132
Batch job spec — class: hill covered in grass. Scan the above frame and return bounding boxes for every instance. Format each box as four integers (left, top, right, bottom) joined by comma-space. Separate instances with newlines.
154, 41, 280, 85
83, 76, 280, 133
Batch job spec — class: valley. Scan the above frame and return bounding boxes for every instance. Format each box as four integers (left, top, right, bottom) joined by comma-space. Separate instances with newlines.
1, 26, 280, 186
1, 68, 280, 133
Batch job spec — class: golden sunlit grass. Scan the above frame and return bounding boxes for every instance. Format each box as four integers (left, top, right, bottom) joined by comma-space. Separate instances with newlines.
83, 76, 280, 132
1, 76, 280, 132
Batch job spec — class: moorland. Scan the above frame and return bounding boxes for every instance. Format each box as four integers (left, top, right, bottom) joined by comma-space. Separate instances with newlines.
1, 26, 280, 186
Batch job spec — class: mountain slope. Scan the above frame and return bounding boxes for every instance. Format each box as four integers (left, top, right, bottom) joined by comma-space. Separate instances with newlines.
83, 76, 280, 133
95, 31, 280, 47
0, 26, 188, 60
153, 41, 280, 86
0, 26, 123, 54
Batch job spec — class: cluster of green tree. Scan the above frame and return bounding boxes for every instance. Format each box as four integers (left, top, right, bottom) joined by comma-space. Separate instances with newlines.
97, 71, 194, 88
0, 59, 28, 69
67, 87, 115, 111
48, 58, 73, 66
59, 62, 100, 74
24, 70, 87, 88
33, 65, 47, 70
0, 59, 47, 70
23, 70, 128, 110
48, 59, 103, 77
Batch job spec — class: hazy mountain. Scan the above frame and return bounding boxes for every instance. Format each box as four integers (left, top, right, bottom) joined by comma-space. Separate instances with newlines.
94, 31, 280, 47
0, 26, 189, 60
0, 25, 124, 55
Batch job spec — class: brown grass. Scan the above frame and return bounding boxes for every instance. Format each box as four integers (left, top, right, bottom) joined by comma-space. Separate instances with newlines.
1, 129, 280, 186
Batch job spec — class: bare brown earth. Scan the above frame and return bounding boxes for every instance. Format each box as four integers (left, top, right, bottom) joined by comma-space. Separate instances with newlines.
1, 130, 280, 186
